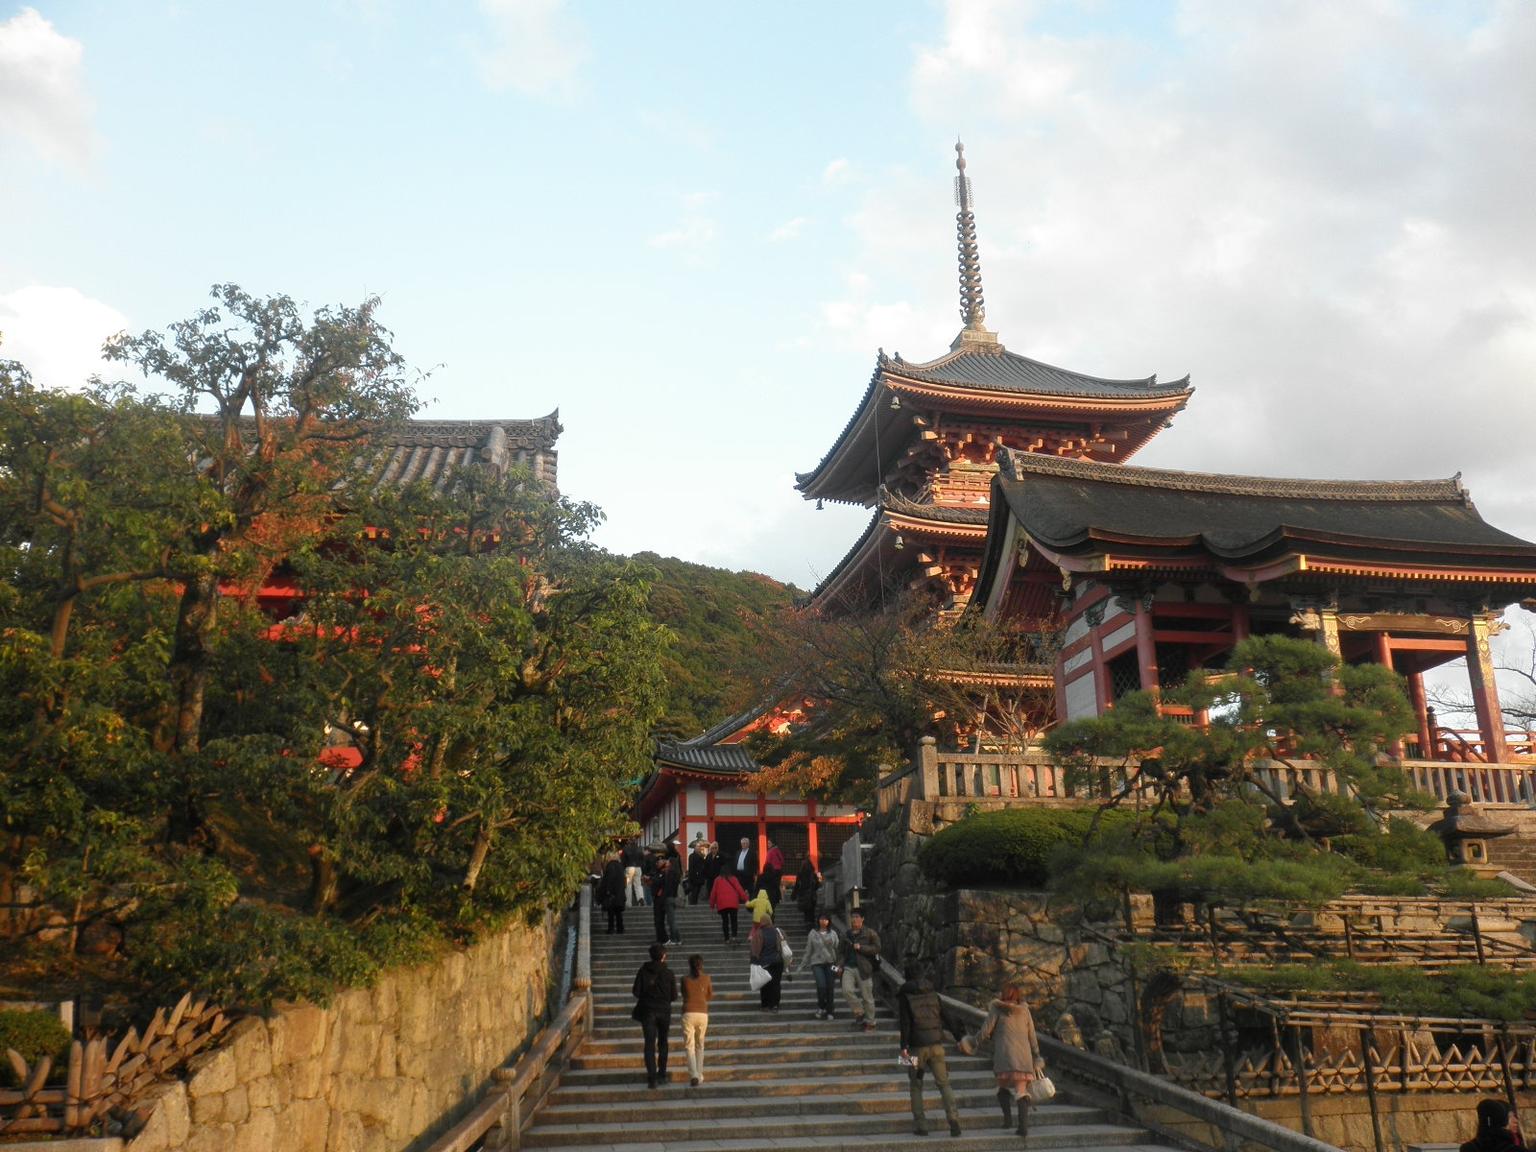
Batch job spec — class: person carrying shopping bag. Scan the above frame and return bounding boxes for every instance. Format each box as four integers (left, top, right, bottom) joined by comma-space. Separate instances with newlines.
960, 983, 1046, 1138
748, 914, 788, 1011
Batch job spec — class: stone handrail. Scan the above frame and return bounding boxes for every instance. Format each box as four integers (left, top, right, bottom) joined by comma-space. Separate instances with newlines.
868, 952, 1341, 1152
425, 887, 592, 1152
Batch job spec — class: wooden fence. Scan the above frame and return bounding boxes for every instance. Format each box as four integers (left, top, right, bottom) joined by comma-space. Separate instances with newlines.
0, 993, 229, 1138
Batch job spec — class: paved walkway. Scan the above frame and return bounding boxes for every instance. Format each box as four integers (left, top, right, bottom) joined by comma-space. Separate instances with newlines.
519, 898, 1167, 1150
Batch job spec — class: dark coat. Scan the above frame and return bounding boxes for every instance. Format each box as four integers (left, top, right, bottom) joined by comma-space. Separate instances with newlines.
732, 844, 756, 883
631, 959, 677, 1022
702, 849, 723, 884
687, 850, 708, 892
652, 862, 681, 901
597, 859, 626, 912
794, 863, 819, 915
898, 977, 946, 1049
842, 924, 881, 979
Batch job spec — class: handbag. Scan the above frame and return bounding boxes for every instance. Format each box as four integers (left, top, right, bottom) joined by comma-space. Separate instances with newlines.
778, 929, 794, 965
749, 963, 772, 992
1027, 1074, 1055, 1103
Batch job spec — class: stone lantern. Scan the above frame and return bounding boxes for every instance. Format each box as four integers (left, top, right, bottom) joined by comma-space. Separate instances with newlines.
1427, 791, 1514, 874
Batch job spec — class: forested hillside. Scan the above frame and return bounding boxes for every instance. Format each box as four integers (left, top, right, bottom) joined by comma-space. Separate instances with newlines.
632, 552, 801, 740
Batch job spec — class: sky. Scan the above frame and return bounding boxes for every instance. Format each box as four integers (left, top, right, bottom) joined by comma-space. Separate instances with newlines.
2, 1, 1534, 700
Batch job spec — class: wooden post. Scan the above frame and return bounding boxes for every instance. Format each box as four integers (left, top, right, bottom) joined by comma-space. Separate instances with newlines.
1361, 1025, 1385, 1152
1408, 671, 1433, 760
1467, 613, 1510, 764
1498, 1024, 1519, 1112
918, 737, 939, 799
1216, 990, 1240, 1110
1343, 917, 1356, 961
1472, 906, 1487, 965
1134, 596, 1160, 696
573, 887, 591, 992
1289, 1025, 1315, 1139
1122, 887, 1147, 1071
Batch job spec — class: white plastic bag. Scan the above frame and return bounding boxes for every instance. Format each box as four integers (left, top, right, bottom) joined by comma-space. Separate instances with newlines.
1027, 1074, 1055, 1103
749, 962, 772, 991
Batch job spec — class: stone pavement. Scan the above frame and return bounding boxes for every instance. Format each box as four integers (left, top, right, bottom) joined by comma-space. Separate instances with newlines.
518, 898, 1168, 1150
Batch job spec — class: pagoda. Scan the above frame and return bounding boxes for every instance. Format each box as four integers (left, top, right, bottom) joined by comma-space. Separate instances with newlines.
797, 143, 1193, 614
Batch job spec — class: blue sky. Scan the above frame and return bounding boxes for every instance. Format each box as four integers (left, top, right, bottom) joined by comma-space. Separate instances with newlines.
2, 2, 1533, 618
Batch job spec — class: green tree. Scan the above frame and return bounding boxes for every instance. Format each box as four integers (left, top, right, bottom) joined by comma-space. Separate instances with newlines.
1042, 634, 1431, 912
743, 593, 1057, 802
0, 291, 667, 1008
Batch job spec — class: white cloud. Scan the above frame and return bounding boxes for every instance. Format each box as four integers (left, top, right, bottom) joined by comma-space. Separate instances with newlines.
0, 7, 94, 167
767, 216, 806, 243
648, 217, 716, 251
822, 157, 851, 185
476, 0, 585, 97
0, 285, 128, 390
820, 1, 1536, 545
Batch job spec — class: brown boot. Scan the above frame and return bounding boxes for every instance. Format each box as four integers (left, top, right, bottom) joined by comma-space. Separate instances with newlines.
997, 1087, 1012, 1129
1016, 1097, 1031, 1138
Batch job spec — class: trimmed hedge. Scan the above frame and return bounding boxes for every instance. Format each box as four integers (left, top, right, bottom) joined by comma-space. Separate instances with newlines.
917, 806, 1136, 888
0, 1009, 70, 1082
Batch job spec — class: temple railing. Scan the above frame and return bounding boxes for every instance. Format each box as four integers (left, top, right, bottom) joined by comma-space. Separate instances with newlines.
1401, 759, 1536, 806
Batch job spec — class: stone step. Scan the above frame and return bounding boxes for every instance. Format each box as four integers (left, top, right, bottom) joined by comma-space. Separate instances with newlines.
573, 1034, 912, 1063
548, 1069, 1005, 1104
560, 1056, 968, 1084
535, 1093, 1106, 1125
586, 1017, 891, 1040
521, 1109, 1153, 1149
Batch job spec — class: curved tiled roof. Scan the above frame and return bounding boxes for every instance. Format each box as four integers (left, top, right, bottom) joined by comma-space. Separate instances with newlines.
992, 451, 1536, 561
654, 739, 759, 775
198, 412, 562, 495
811, 492, 990, 603
795, 345, 1189, 503
889, 345, 1192, 399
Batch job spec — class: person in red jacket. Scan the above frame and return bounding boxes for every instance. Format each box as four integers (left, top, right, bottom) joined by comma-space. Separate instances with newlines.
709, 870, 748, 945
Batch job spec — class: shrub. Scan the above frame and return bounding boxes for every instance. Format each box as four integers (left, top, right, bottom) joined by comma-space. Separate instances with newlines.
0, 1009, 71, 1082
918, 806, 1136, 888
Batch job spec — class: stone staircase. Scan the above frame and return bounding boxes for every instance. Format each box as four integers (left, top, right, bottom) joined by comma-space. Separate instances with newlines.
519, 900, 1167, 1150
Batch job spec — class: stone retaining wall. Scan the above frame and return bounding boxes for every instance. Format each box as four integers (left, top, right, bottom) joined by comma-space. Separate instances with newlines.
127, 910, 565, 1152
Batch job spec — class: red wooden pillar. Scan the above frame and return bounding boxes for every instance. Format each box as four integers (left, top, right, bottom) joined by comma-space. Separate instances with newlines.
757, 793, 769, 864
1372, 633, 1403, 757
1092, 630, 1111, 713
1135, 599, 1160, 696
1467, 614, 1509, 764
1231, 603, 1251, 644
807, 802, 820, 870
1407, 672, 1433, 760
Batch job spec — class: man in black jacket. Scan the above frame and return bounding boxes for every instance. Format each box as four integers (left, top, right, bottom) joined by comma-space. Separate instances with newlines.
652, 856, 682, 944
898, 962, 962, 1137
631, 942, 678, 1088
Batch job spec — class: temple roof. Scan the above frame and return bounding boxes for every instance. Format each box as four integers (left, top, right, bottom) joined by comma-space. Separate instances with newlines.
200, 412, 562, 494
812, 493, 991, 607
356, 415, 561, 494
974, 451, 1536, 601
795, 348, 1190, 505
654, 705, 766, 776
890, 345, 1192, 399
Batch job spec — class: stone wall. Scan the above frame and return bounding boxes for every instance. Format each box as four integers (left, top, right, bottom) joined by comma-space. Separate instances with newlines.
127, 909, 566, 1152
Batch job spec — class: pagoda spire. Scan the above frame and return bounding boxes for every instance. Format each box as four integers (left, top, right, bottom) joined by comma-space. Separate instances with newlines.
951, 140, 1001, 351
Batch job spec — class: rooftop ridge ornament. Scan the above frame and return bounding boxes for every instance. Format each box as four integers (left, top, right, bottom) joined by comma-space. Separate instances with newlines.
951, 140, 1001, 352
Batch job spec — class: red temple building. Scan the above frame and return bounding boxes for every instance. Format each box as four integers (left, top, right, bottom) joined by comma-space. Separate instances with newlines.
795, 143, 1191, 616
246, 414, 561, 621
970, 451, 1536, 773
639, 141, 1536, 855
644, 709, 863, 876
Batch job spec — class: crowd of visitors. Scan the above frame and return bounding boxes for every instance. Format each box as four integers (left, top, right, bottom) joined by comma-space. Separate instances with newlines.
615, 832, 1053, 1141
